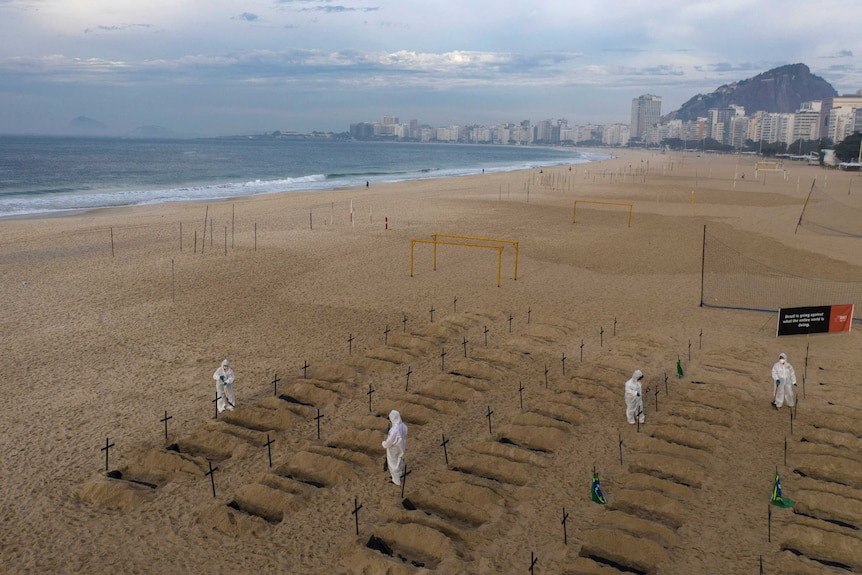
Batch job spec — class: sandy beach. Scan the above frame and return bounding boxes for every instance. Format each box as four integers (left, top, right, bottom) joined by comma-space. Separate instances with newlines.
1, 149, 861, 574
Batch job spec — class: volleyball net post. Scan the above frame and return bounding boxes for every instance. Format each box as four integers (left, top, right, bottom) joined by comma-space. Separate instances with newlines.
573, 200, 633, 227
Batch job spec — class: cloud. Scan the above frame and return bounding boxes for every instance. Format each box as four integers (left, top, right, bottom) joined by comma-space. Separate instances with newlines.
236, 12, 258, 22
83, 23, 153, 34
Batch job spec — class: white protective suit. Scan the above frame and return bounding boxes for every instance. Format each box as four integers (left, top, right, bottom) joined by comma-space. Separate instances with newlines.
772, 353, 797, 408
625, 370, 645, 424
213, 359, 236, 412
382, 410, 408, 485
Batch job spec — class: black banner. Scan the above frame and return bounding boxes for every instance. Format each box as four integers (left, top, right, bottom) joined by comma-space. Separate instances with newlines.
777, 306, 830, 336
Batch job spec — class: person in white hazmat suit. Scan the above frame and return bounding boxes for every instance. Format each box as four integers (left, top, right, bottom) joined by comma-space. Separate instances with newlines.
772, 352, 797, 409
382, 410, 408, 485
213, 359, 236, 413
625, 370, 645, 424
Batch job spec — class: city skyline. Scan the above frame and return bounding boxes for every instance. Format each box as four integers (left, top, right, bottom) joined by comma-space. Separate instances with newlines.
1, 0, 861, 137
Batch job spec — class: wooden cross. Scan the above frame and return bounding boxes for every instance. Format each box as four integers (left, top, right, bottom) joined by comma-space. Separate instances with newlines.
264, 434, 275, 468
664, 372, 669, 395
508, 314, 514, 333
213, 392, 222, 419
527, 306, 531, 324
348, 333, 355, 355
655, 386, 660, 412
101, 437, 115, 472
529, 552, 538, 575
486, 406, 494, 435
315, 408, 324, 440
600, 326, 604, 347
561, 353, 567, 375
272, 373, 281, 396
518, 382, 525, 410
561, 508, 569, 545
440, 434, 450, 465
483, 325, 489, 347
580, 339, 584, 362
384, 325, 390, 345
367, 384, 375, 413
619, 433, 624, 465
440, 347, 447, 372
453, 295, 457, 313
161, 411, 173, 440
544, 364, 549, 388
400, 464, 412, 498
302, 360, 310, 379
462, 336, 468, 358
205, 460, 219, 497
351, 497, 363, 536
429, 305, 435, 323
636, 410, 644, 432
405, 366, 413, 391
402, 315, 408, 333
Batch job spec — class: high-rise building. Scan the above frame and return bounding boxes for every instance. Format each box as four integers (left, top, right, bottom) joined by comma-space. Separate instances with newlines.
630, 94, 662, 141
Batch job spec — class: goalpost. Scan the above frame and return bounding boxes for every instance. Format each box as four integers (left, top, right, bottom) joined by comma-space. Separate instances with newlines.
410, 239, 504, 286
572, 200, 633, 227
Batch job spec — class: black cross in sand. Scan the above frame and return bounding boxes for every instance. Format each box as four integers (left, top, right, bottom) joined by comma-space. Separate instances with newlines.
302, 361, 310, 379
405, 366, 413, 391
440, 434, 450, 465
486, 406, 494, 435
367, 385, 375, 413
205, 460, 219, 497
213, 392, 222, 419
518, 382, 525, 410
399, 464, 411, 498
348, 333, 355, 355
315, 409, 325, 440
101, 437, 115, 472
384, 325, 390, 345
160, 411, 173, 440
272, 373, 281, 396
483, 326, 489, 347
440, 348, 447, 372
264, 434, 275, 468
429, 305, 435, 323
462, 336, 469, 357
561, 508, 569, 544
352, 497, 363, 535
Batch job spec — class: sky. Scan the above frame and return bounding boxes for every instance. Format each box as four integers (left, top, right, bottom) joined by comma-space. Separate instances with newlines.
1, 0, 861, 137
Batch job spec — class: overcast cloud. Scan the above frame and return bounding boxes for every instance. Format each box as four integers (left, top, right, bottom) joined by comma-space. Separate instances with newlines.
1, 0, 859, 136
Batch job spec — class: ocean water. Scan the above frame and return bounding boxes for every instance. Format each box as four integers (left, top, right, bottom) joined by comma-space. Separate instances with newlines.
0, 136, 606, 218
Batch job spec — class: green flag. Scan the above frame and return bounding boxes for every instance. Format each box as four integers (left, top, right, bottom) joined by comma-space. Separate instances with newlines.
591, 472, 606, 504
770, 471, 795, 508
676, 357, 684, 378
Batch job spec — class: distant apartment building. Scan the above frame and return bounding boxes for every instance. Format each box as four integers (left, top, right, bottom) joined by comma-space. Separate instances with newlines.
602, 123, 630, 146
820, 92, 862, 143
792, 102, 821, 142
630, 94, 662, 142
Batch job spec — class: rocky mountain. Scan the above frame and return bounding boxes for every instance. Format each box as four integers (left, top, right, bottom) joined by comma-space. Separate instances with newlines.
68, 116, 109, 134
664, 63, 837, 122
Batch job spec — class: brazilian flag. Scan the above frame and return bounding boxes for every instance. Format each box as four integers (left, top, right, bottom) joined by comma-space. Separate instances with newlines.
770, 471, 795, 508
591, 472, 606, 504
676, 357, 684, 378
